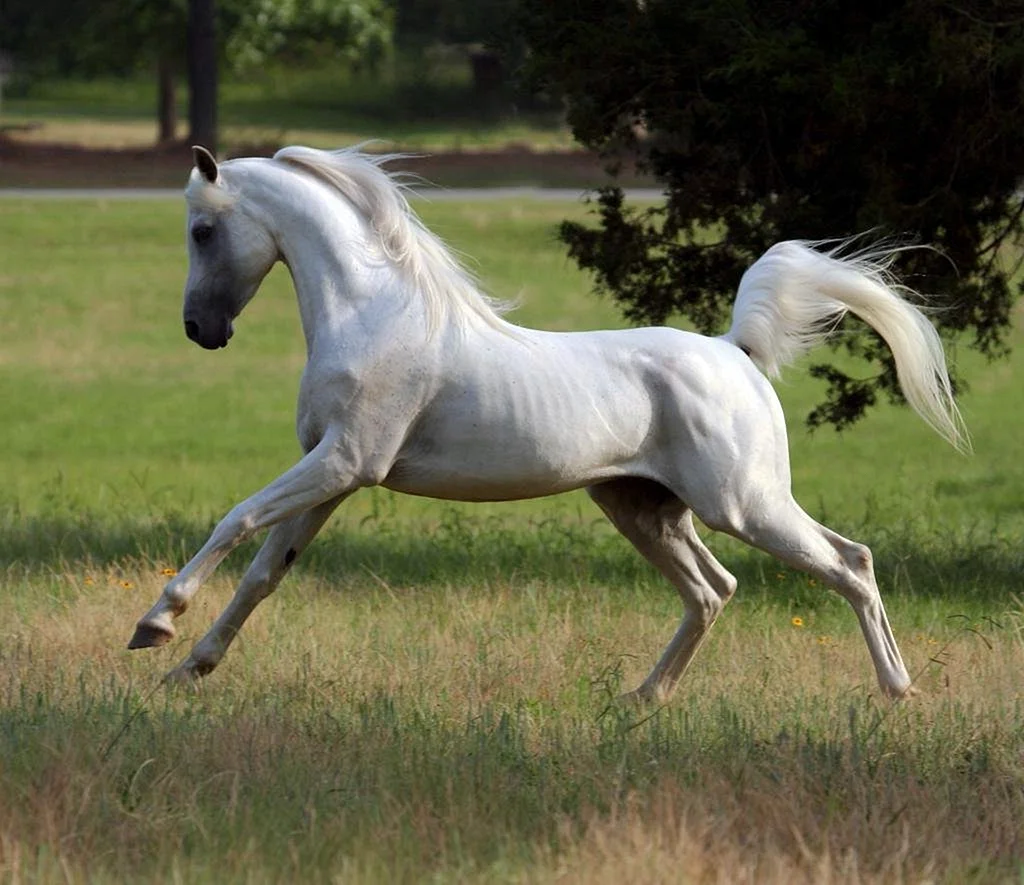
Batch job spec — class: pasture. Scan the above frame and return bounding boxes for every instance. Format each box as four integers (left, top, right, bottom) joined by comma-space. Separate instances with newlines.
2, 66, 571, 153
1, 195, 1022, 883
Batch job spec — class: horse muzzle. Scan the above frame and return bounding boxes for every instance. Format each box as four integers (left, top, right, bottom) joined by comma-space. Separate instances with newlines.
184, 315, 234, 350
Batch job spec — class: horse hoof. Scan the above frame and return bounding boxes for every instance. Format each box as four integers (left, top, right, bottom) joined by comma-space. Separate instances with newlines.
163, 667, 197, 688
127, 621, 175, 649
163, 659, 214, 688
616, 687, 660, 708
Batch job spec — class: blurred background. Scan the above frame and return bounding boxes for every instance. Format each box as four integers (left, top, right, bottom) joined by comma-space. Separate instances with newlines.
0, 0, 624, 189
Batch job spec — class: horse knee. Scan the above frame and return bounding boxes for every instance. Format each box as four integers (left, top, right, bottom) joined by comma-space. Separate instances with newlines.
232, 508, 259, 540
243, 564, 275, 600
243, 550, 294, 602
215, 506, 258, 548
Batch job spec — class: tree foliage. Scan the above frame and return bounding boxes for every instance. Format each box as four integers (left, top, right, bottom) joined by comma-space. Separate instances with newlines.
1, 0, 391, 153
1, 0, 389, 75
519, 0, 1024, 431
225, 0, 390, 72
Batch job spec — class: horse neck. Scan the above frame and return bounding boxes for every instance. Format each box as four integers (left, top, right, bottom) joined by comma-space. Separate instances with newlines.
252, 169, 427, 357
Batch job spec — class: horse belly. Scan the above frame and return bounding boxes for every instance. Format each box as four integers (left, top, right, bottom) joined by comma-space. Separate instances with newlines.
383, 412, 644, 502
383, 464, 619, 502
379, 334, 674, 502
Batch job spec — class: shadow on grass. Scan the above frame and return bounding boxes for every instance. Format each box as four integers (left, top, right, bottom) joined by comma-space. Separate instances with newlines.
2, 506, 1021, 605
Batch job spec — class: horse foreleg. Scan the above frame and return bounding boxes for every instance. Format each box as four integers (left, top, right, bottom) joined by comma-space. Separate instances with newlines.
128, 435, 354, 650
588, 478, 737, 705
163, 494, 347, 683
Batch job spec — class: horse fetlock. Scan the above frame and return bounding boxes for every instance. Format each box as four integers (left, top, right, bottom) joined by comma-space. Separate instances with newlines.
881, 678, 918, 701
615, 688, 651, 709
164, 655, 219, 687
620, 678, 672, 708
152, 575, 192, 617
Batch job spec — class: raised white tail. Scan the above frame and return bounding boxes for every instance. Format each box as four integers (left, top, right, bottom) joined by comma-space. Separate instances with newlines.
724, 239, 969, 451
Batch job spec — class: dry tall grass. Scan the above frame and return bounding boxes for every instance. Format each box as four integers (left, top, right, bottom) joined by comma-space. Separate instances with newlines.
2, 558, 1021, 884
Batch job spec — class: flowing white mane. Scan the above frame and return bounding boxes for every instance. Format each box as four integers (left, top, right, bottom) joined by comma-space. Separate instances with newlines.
272, 145, 515, 335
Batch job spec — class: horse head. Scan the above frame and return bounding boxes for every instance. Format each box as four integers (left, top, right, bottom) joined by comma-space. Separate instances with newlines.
182, 146, 278, 349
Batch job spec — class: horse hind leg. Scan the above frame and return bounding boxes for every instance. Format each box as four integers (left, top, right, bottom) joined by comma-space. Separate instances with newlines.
721, 498, 913, 699
588, 477, 737, 705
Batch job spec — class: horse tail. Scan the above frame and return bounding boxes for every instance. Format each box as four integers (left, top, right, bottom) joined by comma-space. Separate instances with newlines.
723, 239, 969, 451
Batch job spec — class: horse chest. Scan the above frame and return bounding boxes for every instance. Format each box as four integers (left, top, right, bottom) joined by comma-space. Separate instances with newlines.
294, 357, 425, 454
294, 365, 357, 451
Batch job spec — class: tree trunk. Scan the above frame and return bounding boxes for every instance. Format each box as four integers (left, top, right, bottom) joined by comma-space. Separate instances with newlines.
157, 55, 177, 144
187, 0, 218, 152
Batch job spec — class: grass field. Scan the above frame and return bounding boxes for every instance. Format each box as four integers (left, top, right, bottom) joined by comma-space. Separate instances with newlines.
2, 65, 572, 152
1, 196, 1023, 883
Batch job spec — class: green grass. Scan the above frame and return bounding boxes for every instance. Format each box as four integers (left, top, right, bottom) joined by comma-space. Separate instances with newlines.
1, 197, 1023, 883
2, 62, 573, 152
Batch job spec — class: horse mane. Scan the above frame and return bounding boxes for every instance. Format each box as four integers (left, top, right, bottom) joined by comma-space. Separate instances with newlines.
272, 145, 516, 336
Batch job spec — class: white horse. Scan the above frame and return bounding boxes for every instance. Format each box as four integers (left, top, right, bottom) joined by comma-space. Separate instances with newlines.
129, 144, 967, 702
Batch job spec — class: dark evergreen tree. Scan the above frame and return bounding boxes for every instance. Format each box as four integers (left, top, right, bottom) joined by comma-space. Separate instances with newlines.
519, 0, 1024, 431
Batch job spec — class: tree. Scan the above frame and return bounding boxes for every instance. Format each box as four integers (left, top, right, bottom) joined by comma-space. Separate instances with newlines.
188, 0, 218, 151
0, 0, 391, 149
518, 0, 1024, 432
392, 0, 520, 101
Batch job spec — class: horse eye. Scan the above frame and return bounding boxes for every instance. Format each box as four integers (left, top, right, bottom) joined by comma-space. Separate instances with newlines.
192, 224, 214, 245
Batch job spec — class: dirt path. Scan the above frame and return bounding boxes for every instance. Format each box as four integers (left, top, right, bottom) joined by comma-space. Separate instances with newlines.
0, 138, 652, 190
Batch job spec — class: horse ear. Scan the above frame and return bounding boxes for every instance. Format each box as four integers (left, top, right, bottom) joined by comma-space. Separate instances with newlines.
192, 145, 219, 183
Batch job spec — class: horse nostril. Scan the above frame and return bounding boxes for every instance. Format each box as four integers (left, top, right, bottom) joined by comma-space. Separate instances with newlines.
184, 319, 200, 342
